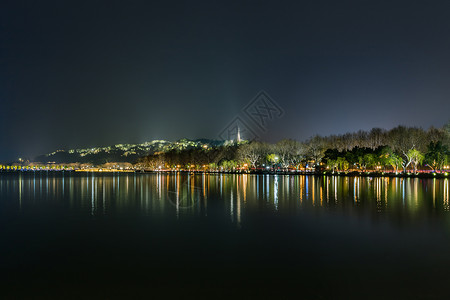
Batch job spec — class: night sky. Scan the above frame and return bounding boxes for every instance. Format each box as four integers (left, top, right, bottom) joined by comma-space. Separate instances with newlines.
1, 0, 450, 161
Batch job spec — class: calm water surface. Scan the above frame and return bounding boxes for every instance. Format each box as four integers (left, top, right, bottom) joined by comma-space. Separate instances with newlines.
1, 173, 450, 299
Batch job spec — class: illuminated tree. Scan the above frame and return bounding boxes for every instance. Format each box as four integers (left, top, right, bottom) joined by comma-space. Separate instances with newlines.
359, 153, 376, 171
220, 160, 238, 171
407, 149, 424, 173
237, 142, 264, 168
208, 163, 218, 171
274, 139, 304, 169
336, 157, 349, 171
327, 159, 338, 172
387, 154, 403, 173
425, 141, 449, 173
266, 154, 279, 169
305, 135, 326, 167
377, 146, 394, 171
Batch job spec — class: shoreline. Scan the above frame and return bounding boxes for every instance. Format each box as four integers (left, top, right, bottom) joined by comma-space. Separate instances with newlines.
1, 169, 449, 179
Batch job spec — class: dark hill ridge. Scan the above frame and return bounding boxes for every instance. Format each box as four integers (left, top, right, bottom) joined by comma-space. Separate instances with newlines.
35, 139, 230, 164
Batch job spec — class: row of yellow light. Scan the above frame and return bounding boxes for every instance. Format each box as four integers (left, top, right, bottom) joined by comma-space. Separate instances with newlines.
0, 165, 74, 171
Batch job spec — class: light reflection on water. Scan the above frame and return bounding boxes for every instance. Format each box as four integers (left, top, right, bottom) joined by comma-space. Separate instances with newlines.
3, 173, 450, 298
1, 173, 450, 225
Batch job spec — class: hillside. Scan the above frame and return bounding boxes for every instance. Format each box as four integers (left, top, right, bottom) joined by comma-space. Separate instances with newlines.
35, 139, 230, 164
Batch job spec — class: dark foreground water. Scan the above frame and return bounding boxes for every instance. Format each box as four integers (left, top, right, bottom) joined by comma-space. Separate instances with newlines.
1, 173, 450, 299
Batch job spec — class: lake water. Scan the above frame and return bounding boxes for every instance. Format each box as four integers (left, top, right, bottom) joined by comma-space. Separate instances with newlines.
1, 173, 450, 299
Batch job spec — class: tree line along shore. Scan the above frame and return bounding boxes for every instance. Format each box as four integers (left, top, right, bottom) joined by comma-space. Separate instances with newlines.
2, 124, 450, 176
136, 124, 450, 174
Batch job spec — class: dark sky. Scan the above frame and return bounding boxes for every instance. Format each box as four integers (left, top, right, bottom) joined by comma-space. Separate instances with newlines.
1, 0, 450, 161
